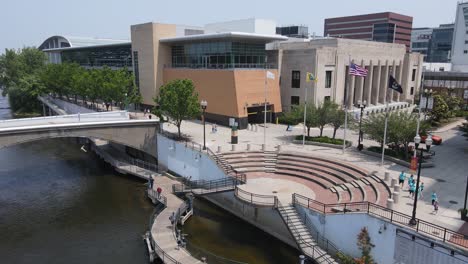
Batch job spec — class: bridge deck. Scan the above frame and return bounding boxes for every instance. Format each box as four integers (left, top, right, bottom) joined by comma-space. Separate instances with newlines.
151, 176, 201, 264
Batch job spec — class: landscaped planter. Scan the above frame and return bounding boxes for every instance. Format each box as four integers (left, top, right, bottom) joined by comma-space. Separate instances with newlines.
361, 149, 435, 168
293, 139, 352, 149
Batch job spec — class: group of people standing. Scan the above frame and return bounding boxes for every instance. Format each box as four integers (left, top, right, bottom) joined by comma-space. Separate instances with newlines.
148, 176, 162, 199
399, 171, 439, 214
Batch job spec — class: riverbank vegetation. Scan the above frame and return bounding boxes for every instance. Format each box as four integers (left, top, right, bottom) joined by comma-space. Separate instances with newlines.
0, 47, 141, 115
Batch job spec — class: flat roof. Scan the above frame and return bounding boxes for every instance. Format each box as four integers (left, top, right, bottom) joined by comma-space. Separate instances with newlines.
42, 42, 131, 52
160, 32, 288, 43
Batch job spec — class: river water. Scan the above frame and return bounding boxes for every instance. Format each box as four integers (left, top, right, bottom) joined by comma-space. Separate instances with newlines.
0, 95, 300, 264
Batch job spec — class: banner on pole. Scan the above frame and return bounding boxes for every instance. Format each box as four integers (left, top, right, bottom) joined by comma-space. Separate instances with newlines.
410, 156, 418, 174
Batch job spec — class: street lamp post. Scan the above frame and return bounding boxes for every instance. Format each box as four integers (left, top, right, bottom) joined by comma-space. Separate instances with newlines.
357, 100, 367, 151
409, 134, 432, 226
423, 89, 433, 121
200, 100, 208, 150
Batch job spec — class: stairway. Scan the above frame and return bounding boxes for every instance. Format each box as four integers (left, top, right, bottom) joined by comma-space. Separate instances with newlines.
263, 151, 278, 173
277, 205, 338, 264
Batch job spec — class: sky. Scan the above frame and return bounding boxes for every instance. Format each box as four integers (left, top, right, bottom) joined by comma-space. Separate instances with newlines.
0, 0, 462, 53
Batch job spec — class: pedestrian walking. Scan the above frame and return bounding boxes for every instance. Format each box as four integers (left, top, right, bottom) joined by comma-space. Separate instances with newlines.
144, 108, 147, 116
157, 186, 162, 199
418, 182, 424, 199
211, 124, 215, 133
169, 212, 175, 225
409, 182, 416, 198
214, 124, 217, 133
408, 175, 414, 190
433, 200, 439, 214
399, 171, 406, 187
431, 191, 438, 205
149, 176, 154, 189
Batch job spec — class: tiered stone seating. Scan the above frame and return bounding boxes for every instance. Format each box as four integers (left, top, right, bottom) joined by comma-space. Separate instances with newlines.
220, 150, 391, 206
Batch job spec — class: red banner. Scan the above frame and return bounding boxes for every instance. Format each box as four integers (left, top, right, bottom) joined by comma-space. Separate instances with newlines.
410, 156, 418, 174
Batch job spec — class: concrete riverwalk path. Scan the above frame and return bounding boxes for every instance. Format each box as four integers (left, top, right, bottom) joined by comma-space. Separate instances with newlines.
150, 176, 202, 264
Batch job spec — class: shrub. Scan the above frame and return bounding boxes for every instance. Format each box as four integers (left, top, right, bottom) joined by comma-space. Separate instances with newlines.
295, 135, 346, 145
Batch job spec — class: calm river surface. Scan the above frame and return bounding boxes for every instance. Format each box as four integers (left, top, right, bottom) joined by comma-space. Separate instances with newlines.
0, 95, 299, 264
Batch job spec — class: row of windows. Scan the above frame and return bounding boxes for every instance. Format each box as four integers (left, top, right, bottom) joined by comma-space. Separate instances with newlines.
171, 41, 267, 69
61, 45, 133, 68
290, 96, 330, 106
290, 70, 332, 88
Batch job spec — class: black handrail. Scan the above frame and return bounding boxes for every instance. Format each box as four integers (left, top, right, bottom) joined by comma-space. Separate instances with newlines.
293, 193, 468, 249
276, 200, 335, 264
234, 186, 278, 207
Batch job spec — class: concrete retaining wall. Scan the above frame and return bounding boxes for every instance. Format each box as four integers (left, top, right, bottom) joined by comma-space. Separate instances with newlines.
202, 192, 298, 249
157, 134, 226, 181
293, 139, 352, 149
361, 149, 434, 168
296, 206, 468, 264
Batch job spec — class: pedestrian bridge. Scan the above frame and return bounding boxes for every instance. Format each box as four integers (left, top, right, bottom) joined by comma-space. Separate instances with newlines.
0, 115, 160, 157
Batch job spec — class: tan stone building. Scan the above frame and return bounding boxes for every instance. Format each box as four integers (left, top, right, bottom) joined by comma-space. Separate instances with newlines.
130, 22, 286, 128
272, 38, 424, 113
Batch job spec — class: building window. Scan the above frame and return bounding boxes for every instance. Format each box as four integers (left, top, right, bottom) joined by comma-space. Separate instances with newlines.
325, 71, 332, 88
292, 71, 301, 88
291, 96, 300, 105
411, 69, 416, 81
410, 87, 414, 95
324, 96, 331, 102
465, 40, 468, 44
133, 51, 140, 88
464, 50, 468, 54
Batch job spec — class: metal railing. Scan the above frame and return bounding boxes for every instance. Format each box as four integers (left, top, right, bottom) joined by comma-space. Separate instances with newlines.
148, 205, 182, 264
172, 175, 246, 194
293, 193, 468, 249
276, 201, 334, 264
234, 187, 278, 207
147, 188, 168, 207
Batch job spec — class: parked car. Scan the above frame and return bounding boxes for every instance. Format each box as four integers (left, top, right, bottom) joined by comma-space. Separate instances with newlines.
421, 135, 442, 145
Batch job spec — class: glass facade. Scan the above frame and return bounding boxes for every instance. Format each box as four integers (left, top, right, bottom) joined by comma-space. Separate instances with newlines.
372, 23, 395, 43
427, 26, 454, 63
276, 26, 309, 38
61, 44, 132, 68
171, 41, 267, 69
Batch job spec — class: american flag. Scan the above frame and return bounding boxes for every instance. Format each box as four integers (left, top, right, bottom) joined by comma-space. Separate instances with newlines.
349, 63, 368, 77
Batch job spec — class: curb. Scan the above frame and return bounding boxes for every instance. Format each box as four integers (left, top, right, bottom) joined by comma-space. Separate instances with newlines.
361, 149, 435, 168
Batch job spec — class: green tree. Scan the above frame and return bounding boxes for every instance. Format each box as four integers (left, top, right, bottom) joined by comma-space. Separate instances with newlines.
430, 94, 450, 122
329, 103, 351, 139
278, 106, 301, 126
316, 101, 334, 137
155, 79, 200, 138
290, 103, 318, 137
363, 111, 429, 160
1, 47, 46, 114
357, 227, 374, 264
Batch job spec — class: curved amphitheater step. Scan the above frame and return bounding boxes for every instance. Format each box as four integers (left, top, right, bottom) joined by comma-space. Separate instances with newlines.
278, 152, 369, 179
277, 205, 338, 264
220, 151, 278, 173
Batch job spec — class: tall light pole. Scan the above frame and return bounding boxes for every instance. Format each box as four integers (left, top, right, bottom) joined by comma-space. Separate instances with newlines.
423, 89, 433, 121
200, 100, 208, 150
409, 134, 432, 226
357, 100, 366, 151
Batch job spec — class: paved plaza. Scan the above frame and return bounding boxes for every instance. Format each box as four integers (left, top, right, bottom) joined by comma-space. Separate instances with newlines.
162, 118, 468, 233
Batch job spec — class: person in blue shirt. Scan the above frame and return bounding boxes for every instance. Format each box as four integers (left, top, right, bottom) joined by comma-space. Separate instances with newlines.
409, 182, 416, 197
431, 191, 438, 205
399, 171, 406, 187
418, 182, 424, 199
408, 175, 414, 190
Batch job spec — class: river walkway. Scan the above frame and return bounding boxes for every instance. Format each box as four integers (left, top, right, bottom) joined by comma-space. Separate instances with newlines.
150, 176, 201, 264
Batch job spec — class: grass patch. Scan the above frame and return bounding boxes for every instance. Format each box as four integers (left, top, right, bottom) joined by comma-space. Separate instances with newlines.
367, 146, 411, 162
295, 135, 345, 145
13, 111, 42, 118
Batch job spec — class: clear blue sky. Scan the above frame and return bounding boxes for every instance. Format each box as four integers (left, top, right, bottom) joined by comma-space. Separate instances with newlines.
0, 0, 461, 53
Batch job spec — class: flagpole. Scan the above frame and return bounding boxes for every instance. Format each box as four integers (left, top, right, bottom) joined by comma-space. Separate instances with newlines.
343, 55, 351, 154
381, 84, 390, 166
264, 64, 267, 148
302, 78, 308, 146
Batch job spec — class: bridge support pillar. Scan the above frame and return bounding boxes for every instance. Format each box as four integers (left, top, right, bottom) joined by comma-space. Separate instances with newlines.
393, 192, 400, 204
384, 171, 390, 181
386, 198, 394, 210
231, 144, 236, 151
